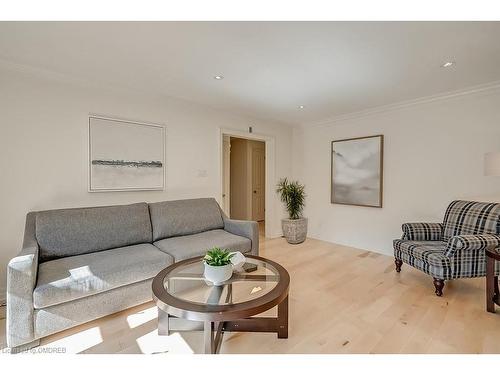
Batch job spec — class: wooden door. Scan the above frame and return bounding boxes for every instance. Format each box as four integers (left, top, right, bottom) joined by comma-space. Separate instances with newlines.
251, 145, 265, 221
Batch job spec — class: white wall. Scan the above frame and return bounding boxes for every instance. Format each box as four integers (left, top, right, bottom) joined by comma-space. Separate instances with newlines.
293, 88, 500, 256
0, 67, 293, 298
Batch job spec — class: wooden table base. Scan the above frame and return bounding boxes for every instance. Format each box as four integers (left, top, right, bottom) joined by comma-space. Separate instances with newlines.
486, 251, 500, 313
158, 295, 289, 354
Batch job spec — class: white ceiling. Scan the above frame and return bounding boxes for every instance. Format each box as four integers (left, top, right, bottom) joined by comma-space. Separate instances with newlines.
1, 22, 500, 126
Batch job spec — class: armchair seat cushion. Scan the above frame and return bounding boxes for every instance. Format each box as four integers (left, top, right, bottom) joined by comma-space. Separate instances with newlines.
393, 240, 450, 279
153, 229, 251, 262
33, 243, 173, 309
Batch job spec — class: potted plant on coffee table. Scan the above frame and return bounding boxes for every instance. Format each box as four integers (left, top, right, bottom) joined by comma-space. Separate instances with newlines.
276, 177, 307, 244
203, 247, 234, 285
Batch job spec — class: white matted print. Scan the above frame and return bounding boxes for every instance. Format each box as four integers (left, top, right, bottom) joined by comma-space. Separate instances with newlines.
89, 116, 165, 192
331, 135, 383, 207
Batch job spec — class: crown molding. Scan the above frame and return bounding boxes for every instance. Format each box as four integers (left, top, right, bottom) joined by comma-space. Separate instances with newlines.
300, 80, 500, 128
0, 57, 294, 129
3, 56, 499, 130
0, 57, 156, 96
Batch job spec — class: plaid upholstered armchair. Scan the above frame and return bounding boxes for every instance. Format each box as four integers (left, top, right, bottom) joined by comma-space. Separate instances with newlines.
394, 200, 500, 296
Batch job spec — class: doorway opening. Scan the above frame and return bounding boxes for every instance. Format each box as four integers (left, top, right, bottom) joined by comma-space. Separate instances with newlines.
220, 130, 272, 238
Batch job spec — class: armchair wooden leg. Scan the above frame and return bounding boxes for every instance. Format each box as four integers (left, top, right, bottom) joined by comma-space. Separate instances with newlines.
433, 278, 445, 297
395, 259, 403, 273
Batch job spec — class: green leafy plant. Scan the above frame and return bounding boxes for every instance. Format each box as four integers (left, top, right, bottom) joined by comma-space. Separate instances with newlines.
276, 177, 306, 220
204, 247, 234, 266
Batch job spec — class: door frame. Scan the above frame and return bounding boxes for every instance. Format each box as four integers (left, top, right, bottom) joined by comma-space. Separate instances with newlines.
218, 128, 276, 238
221, 135, 231, 216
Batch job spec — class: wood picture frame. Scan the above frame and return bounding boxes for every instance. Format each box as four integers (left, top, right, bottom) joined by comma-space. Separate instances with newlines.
331, 134, 384, 208
88, 115, 166, 192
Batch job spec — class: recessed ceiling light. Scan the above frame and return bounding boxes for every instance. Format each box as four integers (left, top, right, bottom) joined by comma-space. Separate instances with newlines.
298, 105, 305, 109
214, 75, 224, 80
441, 61, 455, 68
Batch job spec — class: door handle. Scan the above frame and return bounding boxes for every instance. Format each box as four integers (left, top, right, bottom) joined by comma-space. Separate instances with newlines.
253, 190, 257, 194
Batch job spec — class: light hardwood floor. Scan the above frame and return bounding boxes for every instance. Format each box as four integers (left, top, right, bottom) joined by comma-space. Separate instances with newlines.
2, 235, 500, 354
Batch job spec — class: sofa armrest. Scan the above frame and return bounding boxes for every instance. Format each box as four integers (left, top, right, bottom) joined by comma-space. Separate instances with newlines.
6, 212, 39, 348
223, 217, 259, 256
401, 223, 443, 241
444, 234, 500, 258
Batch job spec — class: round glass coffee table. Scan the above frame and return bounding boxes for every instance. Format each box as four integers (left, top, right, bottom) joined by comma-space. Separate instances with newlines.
152, 255, 290, 354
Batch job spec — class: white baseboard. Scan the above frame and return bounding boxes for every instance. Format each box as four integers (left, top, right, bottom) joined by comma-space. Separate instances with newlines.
268, 231, 283, 239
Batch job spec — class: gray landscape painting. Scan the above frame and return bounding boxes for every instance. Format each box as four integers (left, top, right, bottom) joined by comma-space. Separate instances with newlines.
331, 135, 383, 207
89, 117, 165, 191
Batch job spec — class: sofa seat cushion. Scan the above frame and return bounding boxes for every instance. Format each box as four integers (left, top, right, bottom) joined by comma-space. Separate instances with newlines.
33, 243, 173, 309
393, 239, 451, 279
153, 229, 251, 262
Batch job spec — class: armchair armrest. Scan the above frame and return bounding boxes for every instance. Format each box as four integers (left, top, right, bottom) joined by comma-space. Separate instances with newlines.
401, 223, 443, 241
223, 217, 259, 256
6, 212, 38, 348
444, 234, 500, 258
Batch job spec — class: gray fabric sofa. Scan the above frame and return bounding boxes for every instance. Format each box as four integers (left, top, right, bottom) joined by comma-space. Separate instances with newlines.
6, 198, 258, 349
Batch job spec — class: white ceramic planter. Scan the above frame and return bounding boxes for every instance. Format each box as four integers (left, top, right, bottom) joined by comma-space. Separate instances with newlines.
204, 263, 233, 285
281, 217, 308, 244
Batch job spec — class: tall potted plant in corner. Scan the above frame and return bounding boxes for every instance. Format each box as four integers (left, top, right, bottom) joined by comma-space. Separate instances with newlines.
276, 178, 307, 244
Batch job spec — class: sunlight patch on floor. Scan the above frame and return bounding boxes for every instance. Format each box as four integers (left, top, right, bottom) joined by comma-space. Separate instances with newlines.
40, 326, 103, 354
126, 306, 158, 329
135, 331, 195, 354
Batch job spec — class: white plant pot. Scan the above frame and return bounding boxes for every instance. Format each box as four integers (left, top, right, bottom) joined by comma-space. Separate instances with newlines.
204, 263, 233, 285
281, 217, 308, 244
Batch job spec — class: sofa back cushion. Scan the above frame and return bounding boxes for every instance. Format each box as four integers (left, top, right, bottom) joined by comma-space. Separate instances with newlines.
36, 202, 152, 262
149, 198, 224, 241
442, 200, 500, 241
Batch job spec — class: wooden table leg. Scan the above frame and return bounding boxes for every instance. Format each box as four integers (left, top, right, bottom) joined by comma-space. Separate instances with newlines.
213, 322, 225, 354
204, 321, 214, 354
158, 308, 170, 335
277, 295, 288, 339
495, 275, 500, 303
486, 254, 496, 313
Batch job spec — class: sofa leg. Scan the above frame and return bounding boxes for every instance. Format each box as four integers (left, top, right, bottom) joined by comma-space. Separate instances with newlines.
433, 278, 445, 297
395, 259, 403, 273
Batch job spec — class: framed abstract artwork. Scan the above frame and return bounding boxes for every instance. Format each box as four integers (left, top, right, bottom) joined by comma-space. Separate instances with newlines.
331, 135, 384, 207
88, 115, 165, 192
